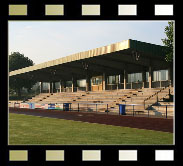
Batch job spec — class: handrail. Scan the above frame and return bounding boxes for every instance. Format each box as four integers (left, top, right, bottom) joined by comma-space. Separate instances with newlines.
143, 86, 172, 109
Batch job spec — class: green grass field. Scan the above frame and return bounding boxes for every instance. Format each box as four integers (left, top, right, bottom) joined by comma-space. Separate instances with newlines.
9, 113, 173, 145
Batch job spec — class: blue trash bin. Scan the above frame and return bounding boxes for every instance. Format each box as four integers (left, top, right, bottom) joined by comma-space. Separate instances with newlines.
29, 103, 35, 109
63, 103, 70, 111
119, 104, 126, 115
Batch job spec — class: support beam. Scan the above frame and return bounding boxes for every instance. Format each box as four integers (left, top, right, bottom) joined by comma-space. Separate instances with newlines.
61, 81, 66, 92
40, 82, 43, 93
49, 82, 51, 93
53, 82, 56, 93
168, 65, 173, 87
142, 71, 146, 88
71, 77, 77, 92
124, 70, 128, 89
59, 80, 62, 93
116, 75, 119, 90
102, 73, 106, 91
149, 66, 153, 88
86, 75, 90, 92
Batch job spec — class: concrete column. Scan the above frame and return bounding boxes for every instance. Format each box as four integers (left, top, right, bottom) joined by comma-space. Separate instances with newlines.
61, 81, 66, 92
120, 73, 123, 89
53, 82, 56, 93
102, 73, 106, 91
149, 66, 153, 88
142, 71, 146, 88
85, 69, 91, 92
74, 78, 77, 92
116, 75, 119, 90
51, 82, 54, 93
71, 77, 76, 92
59, 80, 62, 93
86, 76, 89, 92
168, 65, 173, 87
124, 70, 128, 89
40, 82, 43, 93
49, 82, 52, 93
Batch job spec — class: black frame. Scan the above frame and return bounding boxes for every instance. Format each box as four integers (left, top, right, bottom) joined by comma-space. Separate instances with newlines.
0, 0, 180, 166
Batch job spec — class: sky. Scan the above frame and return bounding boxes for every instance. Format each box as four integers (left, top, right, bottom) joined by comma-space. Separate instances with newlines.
9, 21, 169, 65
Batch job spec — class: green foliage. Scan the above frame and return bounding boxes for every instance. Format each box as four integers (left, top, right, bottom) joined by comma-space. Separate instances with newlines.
9, 52, 36, 97
161, 21, 174, 62
9, 52, 34, 72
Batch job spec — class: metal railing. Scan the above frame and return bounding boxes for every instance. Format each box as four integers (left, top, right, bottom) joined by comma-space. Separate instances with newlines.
143, 86, 169, 109
10, 101, 174, 118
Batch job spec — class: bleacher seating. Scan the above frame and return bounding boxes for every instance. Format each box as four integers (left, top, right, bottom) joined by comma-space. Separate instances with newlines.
27, 86, 174, 116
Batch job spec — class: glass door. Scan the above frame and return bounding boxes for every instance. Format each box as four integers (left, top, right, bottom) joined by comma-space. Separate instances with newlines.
91, 76, 103, 91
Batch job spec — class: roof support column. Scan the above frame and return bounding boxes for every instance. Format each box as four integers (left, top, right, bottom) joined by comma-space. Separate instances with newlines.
142, 70, 146, 88
86, 74, 90, 92
59, 80, 62, 93
72, 79, 74, 92
40, 82, 43, 93
82, 61, 90, 92
61, 81, 66, 92
119, 73, 123, 89
48, 82, 50, 93
124, 70, 128, 89
53, 82, 56, 93
72, 77, 77, 92
149, 66, 153, 88
49, 82, 52, 93
102, 73, 106, 91
168, 64, 173, 87
116, 75, 119, 90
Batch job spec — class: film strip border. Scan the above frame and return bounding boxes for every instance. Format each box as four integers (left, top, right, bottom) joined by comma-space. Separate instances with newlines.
8, 4, 174, 16
5, 0, 176, 18
7, 148, 176, 163
1, 1, 178, 166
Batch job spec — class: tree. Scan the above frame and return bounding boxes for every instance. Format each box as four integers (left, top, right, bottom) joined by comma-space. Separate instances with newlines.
9, 52, 36, 98
161, 21, 174, 62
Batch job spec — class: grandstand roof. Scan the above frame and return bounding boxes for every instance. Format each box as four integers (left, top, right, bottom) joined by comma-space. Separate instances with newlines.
9, 39, 170, 82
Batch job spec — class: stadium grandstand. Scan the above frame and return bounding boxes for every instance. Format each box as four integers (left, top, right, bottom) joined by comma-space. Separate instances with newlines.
9, 39, 174, 117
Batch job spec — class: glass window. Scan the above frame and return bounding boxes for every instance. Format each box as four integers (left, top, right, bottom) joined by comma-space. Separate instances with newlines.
116, 75, 119, 84
161, 70, 168, 81
77, 79, 86, 87
153, 70, 168, 81
128, 73, 142, 83
66, 81, 72, 87
43, 82, 49, 90
55, 82, 60, 89
146, 72, 149, 82
92, 77, 102, 85
108, 76, 116, 84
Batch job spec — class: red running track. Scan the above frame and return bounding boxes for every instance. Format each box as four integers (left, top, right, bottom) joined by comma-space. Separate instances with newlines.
9, 107, 173, 133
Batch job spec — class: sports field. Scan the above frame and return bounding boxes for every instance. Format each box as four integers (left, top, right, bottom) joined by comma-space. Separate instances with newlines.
9, 113, 173, 145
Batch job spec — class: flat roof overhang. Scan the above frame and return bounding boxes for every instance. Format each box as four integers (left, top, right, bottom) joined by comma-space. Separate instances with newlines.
9, 39, 171, 82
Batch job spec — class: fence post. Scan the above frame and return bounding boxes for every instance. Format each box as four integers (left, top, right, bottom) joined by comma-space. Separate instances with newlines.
148, 105, 149, 118
96, 104, 97, 113
107, 104, 108, 115
119, 105, 120, 115
133, 105, 134, 116
144, 100, 145, 109
166, 105, 168, 119
78, 103, 79, 112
